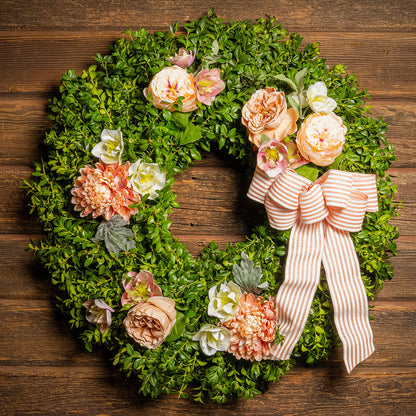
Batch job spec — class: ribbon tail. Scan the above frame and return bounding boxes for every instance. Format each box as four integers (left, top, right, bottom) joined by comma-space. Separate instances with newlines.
269, 221, 324, 360
322, 223, 374, 373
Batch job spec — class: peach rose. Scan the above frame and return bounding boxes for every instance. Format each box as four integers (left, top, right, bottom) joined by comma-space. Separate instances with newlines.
144, 65, 197, 112
123, 296, 176, 349
241, 87, 298, 148
296, 112, 347, 166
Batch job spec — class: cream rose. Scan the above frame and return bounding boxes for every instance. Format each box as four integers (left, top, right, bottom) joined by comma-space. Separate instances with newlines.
296, 112, 347, 166
144, 65, 197, 112
123, 296, 176, 349
241, 87, 298, 147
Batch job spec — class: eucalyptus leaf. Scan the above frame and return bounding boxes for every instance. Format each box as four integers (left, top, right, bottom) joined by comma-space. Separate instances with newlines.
92, 215, 136, 256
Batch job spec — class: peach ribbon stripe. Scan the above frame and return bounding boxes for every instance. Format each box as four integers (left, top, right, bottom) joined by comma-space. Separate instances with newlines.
247, 168, 378, 373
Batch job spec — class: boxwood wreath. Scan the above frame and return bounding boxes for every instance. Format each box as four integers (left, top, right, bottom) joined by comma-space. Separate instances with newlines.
24, 10, 399, 403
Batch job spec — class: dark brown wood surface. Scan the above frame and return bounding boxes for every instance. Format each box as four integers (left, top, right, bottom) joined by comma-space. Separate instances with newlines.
1, 1, 415, 414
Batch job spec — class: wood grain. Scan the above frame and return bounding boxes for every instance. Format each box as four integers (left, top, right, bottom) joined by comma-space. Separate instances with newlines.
1, 1, 415, 414
0, 33, 415, 98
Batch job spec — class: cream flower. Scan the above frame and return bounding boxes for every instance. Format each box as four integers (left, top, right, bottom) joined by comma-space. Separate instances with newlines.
307, 81, 337, 114
123, 296, 176, 349
192, 324, 231, 356
71, 161, 139, 222
221, 293, 277, 361
91, 129, 124, 164
241, 87, 298, 148
128, 159, 166, 200
144, 65, 197, 112
208, 281, 242, 321
296, 112, 347, 166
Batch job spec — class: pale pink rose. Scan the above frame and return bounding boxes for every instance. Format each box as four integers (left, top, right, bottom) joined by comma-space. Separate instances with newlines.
168, 48, 196, 68
83, 299, 114, 334
221, 293, 277, 362
242, 87, 298, 148
296, 112, 346, 166
144, 66, 197, 112
121, 270, 163, 306
194, 68, 225, 105
124, 296, 176, 349
71, 161, 139, 222
257, 139, 309, 178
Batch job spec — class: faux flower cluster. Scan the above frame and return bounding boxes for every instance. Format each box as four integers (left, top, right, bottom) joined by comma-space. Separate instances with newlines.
144, 48, 225, 111
242, 80, 346, 176
83, 271, 177, 349
193, 254, 278, 362
71, 129, 166, 224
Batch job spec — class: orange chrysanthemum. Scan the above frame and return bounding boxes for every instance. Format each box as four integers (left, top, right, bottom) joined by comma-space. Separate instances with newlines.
71, 161, 139, 222
222, 293, 277, 361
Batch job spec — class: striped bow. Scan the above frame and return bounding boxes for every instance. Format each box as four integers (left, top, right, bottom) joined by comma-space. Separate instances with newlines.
248, 167, 378, 373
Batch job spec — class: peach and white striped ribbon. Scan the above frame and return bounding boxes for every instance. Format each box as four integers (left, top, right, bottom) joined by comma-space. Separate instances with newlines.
247, 168, 378, 373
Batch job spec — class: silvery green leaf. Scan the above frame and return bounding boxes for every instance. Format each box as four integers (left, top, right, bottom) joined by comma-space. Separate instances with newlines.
211, 40, 219, 55
295, 68, 308, 91
232, 252, 268, 295
274, 74, 297, 91
92, 215, 136, 257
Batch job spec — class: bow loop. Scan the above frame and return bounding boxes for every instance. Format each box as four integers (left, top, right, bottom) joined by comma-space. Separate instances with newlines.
248, 167, 378, 232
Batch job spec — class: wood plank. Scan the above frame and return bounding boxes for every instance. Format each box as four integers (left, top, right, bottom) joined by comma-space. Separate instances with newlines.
1, 98, 414, 168
2, 165, 411, 235
0, 33, 415, 98
0, 299, 414, 365
0, 300, 414, 414
0, 99, 51, 165
0, 367, 415, 415
3, 233, 412, 300
0, 0, 415, 32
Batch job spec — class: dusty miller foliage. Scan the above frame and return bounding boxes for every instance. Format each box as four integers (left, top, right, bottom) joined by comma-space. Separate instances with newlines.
23, 10, 399, 403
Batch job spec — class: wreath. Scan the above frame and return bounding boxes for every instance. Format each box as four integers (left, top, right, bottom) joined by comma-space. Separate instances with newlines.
24, 10, 399, 403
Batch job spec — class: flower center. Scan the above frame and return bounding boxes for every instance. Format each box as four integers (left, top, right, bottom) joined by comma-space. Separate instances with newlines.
265, 147, 283, 162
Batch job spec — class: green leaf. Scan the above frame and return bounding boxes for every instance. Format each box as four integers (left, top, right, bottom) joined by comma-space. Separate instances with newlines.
165, 312, 186, 342
179, 122, 202, 145
275, 74, 297, 91
171, 112, 190, 130
295, 164, 320, 182
327, 154, 343, 170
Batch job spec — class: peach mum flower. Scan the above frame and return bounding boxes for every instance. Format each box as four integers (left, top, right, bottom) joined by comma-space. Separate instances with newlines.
221, 293, 278, 361
71, 161, 139, 222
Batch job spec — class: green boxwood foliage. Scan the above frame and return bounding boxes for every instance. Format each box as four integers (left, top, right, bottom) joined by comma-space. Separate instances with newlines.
23, 10, 399, 403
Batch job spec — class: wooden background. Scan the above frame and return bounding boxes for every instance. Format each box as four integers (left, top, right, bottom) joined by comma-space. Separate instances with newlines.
1, 1, 415, 414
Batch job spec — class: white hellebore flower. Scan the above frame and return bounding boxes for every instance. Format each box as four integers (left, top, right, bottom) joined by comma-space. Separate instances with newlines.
128, 159, 166, 200
92, 128, 124, 164
192, 324, 231, 356
208, 281, 242, 321
307, 81, 337, 114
